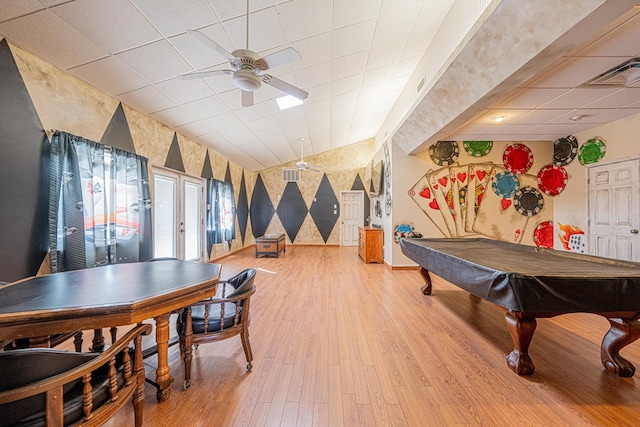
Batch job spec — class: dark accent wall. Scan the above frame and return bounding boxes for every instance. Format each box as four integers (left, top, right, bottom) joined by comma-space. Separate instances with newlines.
100, 104, 136, 153
310, 174, 340, 243
0, 40, 49, 282
201, 152, 213, 179
164, 133, 185, 172
277, 182, 308, 242
351, 173, 371, 225
237, 173, 249, 244
250, 174, 274, 238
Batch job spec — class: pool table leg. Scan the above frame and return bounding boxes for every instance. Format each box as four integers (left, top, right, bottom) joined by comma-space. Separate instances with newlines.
419, 267, 432, 295
601, 316, 640, 377
505, 311, 536, 375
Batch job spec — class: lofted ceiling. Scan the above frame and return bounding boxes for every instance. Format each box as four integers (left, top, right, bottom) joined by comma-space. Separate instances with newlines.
1, 1, 640, 172
0, 0, 456, 171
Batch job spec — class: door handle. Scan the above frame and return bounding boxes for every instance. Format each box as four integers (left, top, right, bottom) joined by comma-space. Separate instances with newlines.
631, 229, 639, 234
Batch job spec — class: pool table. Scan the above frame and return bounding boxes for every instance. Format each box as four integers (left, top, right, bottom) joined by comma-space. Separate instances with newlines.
400, 238, 640, 376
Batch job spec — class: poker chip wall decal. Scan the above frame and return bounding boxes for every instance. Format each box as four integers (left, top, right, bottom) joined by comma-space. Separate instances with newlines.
429, 141, 459, 166
553, 135, 578, 166
503, 143, 534, 174
463, 141, 492, 157
578, 137, 606, 165
537, 164, 568, 196
534, 221, 554, 248
514, 186, 544, 217
492, 171, 520, 198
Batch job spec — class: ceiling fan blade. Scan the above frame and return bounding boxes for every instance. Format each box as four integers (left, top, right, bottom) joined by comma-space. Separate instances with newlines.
242, 90, 254, 107
308, 165, 322, 172
263, 75, 309, 100
180, 69, 233, 80
186, 29, 234, 60
260, 47, 302, 69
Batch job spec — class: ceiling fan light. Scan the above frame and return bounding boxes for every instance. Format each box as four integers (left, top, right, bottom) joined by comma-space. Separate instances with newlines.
233, 69, 261, 91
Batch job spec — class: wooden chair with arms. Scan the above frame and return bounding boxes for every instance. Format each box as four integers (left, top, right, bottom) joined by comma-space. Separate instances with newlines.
176, 268, 256, 389
0, 323, 152, 426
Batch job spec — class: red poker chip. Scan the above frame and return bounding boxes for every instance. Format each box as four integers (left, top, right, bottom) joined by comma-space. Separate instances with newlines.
503, 143, 533, 174
534, 221, 554, 248
537, 164, 568, 196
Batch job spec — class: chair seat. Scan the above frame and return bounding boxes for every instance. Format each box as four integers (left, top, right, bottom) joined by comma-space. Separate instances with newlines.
177, 303, 244, 335
0, 349, 131, 427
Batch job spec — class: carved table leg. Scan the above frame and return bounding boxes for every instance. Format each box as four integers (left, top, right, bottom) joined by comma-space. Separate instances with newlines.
154, 313, 174, 402
505, 311, 537, 375
419, 266, 432, 295
601, 316, 640, 377
182, 307, 194, 390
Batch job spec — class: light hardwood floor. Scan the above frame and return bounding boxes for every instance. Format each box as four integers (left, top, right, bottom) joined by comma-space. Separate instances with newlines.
101, 245, 640, 426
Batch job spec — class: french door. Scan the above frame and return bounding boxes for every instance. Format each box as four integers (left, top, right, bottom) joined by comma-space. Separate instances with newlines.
153, 168, 205, 261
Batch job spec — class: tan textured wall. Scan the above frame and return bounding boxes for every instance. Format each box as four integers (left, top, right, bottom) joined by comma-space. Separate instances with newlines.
259, 139, 375, 245
8, 41, 254, 261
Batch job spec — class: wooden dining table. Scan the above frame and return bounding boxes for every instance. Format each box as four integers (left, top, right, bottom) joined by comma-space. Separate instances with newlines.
0, 259, 221, 402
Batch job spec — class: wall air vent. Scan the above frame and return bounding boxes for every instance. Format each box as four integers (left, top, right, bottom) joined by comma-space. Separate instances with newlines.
282, 168, 300, 182
584, 57, 640, 87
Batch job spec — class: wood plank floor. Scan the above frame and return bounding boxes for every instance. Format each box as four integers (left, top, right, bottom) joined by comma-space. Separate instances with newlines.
102, 245, 640, 426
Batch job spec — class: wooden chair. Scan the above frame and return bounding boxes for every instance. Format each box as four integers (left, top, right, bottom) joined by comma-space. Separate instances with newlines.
176, 268, 256, 389
0, 323, 152, 426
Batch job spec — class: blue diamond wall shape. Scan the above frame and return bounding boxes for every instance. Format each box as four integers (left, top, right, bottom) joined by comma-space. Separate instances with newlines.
310, 174, 339, 243
250, 174, 274, 238
277, 182, 308, 242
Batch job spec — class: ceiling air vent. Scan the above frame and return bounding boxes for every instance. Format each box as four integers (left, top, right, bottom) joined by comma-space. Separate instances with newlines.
584, 57, 640, 87
282, 168, 300, 182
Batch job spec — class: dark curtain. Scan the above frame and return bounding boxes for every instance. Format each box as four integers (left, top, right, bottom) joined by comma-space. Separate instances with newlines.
206, 178, 235, 255
48, 131, 152, 272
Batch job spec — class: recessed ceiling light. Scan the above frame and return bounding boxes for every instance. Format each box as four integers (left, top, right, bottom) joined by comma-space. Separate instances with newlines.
490, 114, 507, 123
275, 94, 304, 110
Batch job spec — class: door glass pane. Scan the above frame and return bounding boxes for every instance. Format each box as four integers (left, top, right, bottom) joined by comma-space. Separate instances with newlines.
154, 175, 177, 258
184, 181, 201, 261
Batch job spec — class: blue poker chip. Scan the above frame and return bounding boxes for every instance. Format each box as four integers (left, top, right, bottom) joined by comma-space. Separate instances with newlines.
492, 171, 520, 198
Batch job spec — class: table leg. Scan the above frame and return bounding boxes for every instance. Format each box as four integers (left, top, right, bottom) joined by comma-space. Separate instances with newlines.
154, 313, 174, 402
419, 267, 432, 295
505, 311, 536, 375
601, 316, 640, 377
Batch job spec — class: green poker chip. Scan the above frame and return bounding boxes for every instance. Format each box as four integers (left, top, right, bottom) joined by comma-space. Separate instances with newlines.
578, 137, 606, 165
463, 140, 493, 157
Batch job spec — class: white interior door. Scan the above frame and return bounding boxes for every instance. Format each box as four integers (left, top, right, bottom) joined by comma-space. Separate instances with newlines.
153, 168, 205, 261
588, 158, 640, 261
341, 191, 363, 246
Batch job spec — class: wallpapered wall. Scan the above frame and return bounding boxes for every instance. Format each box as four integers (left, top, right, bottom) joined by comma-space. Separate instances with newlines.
0, 39, 376, 282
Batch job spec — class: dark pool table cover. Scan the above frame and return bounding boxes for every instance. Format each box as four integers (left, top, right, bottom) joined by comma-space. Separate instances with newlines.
400, 238, 640, 313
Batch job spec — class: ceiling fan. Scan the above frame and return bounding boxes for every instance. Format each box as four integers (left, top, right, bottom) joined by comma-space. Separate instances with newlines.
181, 0, 308, 107
295, 138, 321, 172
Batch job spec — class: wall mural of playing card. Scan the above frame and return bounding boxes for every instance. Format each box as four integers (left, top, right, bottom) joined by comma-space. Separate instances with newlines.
408, 171, 451, 237
409, 140, 559, 246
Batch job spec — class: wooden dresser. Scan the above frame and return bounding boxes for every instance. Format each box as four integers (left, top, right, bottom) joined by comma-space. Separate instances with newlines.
358, 226, 383, 264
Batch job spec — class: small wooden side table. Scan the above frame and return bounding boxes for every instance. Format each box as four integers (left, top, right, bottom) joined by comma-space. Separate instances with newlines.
255, 234, 286, 258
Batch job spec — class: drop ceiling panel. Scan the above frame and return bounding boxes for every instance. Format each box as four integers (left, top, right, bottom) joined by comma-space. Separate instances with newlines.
154, 77, 216, 104
69, 56, 148, 96
366, 40, 403, 70
183, 94, 231, 119
333, 0, 382, 28
0, 0, 43, 22
51, 0, 162, 53
115, 40, 192, 83
372, 5, 421, 46
174, 120, 213, 138
497, 88, 571, 109
118, 85, 176, 115
576, 11, 640, 57
131, 0, 219, 37
278, 0, 332, 43
201, 111, 242, 130
0, 10, 107, 69
150, 106, 198, 128
539, 87, 620, 109
332, 19, 377, 58
582, 88, 640, 108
